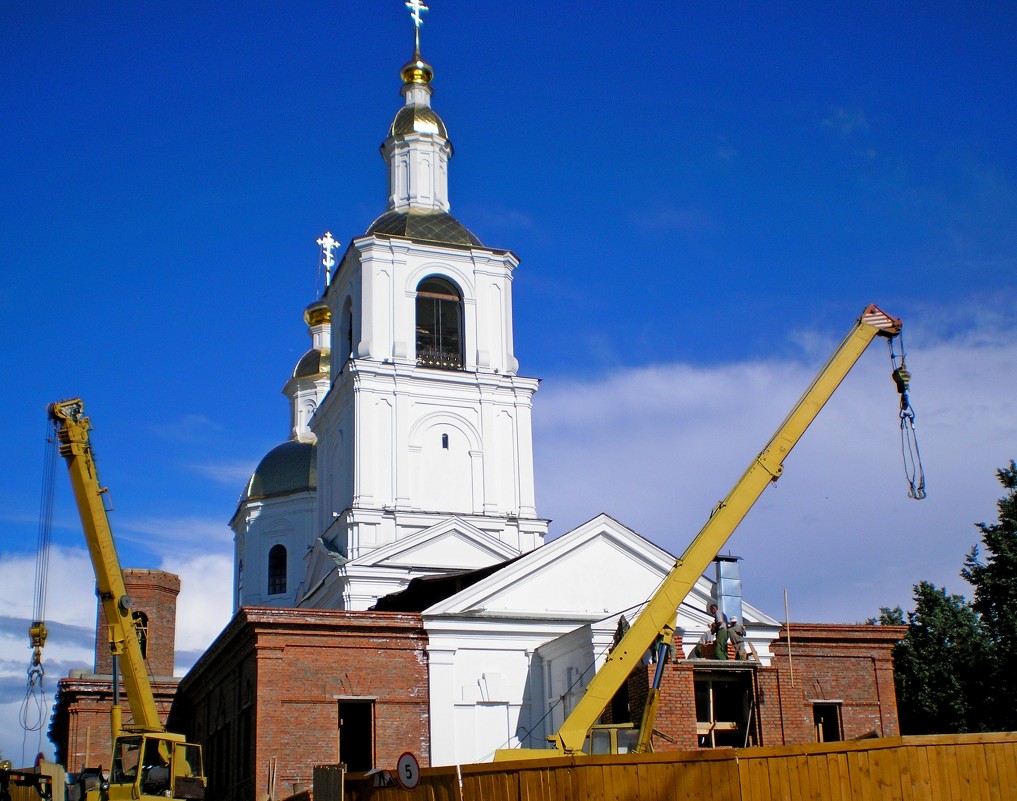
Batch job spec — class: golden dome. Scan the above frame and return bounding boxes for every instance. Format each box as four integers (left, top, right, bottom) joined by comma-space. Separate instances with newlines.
400, 51, 434, 85
304, 300, 331, 327
389, 104, 447, 138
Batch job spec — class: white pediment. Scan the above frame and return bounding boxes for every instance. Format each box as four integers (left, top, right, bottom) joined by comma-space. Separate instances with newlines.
350, 516, 520, 571
424, 514, 675, 617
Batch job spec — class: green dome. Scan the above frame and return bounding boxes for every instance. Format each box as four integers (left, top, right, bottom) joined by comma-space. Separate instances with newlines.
366, 209, 482, 247
242, 441, 316, 502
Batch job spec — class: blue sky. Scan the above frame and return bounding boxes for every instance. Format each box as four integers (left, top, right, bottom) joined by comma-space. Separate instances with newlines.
2, 1, 1016, 763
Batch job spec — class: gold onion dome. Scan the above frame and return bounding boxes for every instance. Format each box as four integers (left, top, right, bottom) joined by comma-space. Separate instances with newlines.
304, 300, 330, 327
391, 49, 447, 139
390, 104, 447, 138
400, 49, 433, 85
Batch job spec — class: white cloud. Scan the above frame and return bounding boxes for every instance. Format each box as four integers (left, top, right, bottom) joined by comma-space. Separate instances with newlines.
0, 543, 234, 761
113, 515, 234, 558
188, 460, 257, 487
535, 318, 1017, 625
161, 552, 234, 669
0, 548, 95, 764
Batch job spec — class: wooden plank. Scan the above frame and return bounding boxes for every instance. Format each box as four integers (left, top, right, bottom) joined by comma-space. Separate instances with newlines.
744, 754, 771, 801
834, 752, 853, 801
715, 751, 741, 801
766, 753, 787, 801
577, 756, 593, 801
868, 741, 903, 801
990, 741, 1012, 800
980, 742, 1000, 801
811, 752, 827, 801
789, 753, 810, 801
586, 761, 603, 801
930, 741, 952, 801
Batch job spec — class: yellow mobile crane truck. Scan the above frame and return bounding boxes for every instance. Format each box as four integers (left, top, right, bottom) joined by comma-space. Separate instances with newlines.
49, 399, 206, 801
497, 304, 920, 759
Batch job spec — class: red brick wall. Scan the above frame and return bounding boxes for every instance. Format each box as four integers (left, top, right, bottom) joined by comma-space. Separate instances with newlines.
614, 623, 903, 752
94, 569, 180, 678
767, 623, 905, 743
49, 676, 179, 771
174, 608, 430, 801
646, 662, 699, 750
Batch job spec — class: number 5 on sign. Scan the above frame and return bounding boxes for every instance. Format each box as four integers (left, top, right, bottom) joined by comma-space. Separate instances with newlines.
396, 752, 420, 790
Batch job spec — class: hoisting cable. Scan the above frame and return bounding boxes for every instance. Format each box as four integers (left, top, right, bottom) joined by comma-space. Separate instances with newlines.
21, 417, 58, 758
888, 332, 927, 500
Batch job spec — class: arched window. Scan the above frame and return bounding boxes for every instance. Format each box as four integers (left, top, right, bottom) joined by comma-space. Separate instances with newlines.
341, 296, 354, 367
132, 611, 149, 660
268, 544, 287, 595
416, 276, 463, 369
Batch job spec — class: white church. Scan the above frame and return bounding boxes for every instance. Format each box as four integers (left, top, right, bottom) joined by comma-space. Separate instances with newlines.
227, 11, 782, 766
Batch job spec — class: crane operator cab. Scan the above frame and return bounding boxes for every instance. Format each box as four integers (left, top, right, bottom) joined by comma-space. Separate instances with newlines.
98, 734, 204, 801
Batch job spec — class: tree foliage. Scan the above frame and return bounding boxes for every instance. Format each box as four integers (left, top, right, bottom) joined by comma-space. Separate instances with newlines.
885, 460, 1017, 734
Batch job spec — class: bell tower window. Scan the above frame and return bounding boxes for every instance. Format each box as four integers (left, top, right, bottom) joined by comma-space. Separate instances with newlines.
416, 276, 463, 370
268, 544, 287, 595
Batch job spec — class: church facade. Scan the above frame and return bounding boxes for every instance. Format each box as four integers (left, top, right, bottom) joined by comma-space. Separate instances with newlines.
231, 37, 546, 615
173, 13, 903, 801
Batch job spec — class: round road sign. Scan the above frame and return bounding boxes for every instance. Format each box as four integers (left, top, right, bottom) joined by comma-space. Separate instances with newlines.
396, 752, 420, 790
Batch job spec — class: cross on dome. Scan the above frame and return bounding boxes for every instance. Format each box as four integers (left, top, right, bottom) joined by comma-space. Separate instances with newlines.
316, 231, 340, 286
405, 0, 429, 56
405, 0, 428, 29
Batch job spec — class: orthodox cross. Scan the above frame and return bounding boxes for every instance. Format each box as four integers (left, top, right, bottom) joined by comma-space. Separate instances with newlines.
316, 231, 340, 286
405, 0, 429, 51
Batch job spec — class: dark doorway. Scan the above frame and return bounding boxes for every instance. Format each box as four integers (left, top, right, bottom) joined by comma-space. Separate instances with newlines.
813, 703, 843, 742
338, 700, 374, 772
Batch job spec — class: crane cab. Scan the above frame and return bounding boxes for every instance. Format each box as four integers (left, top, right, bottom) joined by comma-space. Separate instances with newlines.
88, 733, 205, 801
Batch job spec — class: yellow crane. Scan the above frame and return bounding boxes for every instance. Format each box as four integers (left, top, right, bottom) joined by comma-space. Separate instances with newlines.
49, 399, 206, 801
497, 304, 917, 759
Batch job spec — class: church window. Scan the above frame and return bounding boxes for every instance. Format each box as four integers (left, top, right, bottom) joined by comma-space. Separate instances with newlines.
268, 544, 287, 595
441, 433, 449, 449
342, 296, 354, 366
416, 276, 463, 369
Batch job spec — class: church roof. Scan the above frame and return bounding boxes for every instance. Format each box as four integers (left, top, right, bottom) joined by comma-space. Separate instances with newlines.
390, 103, 447, 138
242, 440, 316, 502
371, 556, 521, 612
367, 209, 483, 247
292, 347, 329, 379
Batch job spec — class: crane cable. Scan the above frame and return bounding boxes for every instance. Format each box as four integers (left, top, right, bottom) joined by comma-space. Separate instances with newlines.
21, 418, 57, 754
888, 333, 927, 500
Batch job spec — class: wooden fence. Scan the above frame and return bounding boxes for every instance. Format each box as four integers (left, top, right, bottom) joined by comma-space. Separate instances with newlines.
327, 732, 1017, 801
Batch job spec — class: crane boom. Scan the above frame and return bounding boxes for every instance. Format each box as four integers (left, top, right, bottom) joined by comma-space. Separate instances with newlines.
499, 304, 904, 759
48, 399, 162, 732
49, 399, 206, 801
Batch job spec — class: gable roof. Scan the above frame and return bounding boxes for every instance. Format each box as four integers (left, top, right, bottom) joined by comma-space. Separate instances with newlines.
349, 516, 521, 571
423, 514, 674, 618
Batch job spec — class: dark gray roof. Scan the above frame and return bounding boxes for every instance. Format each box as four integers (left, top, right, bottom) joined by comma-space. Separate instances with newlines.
242, 440, 316, 502
366, 209, 483, 248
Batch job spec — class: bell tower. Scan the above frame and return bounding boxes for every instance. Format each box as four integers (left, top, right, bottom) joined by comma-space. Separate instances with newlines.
307, 7, 547, 604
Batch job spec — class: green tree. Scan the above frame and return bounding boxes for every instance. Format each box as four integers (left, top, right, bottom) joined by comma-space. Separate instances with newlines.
891, 581, 990, 734
881, 460, 1017, 734
962, 459, 1017, 730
